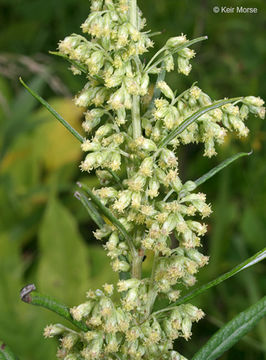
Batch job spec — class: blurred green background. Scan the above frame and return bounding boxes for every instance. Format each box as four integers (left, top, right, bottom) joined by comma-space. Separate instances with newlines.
0, 0, 265, 359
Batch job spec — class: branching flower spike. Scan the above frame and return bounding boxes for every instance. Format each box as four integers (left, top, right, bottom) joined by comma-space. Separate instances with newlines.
22, 1, 265, 359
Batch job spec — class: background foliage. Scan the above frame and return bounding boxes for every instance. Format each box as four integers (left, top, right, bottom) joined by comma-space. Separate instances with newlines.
0, 0, 265, 359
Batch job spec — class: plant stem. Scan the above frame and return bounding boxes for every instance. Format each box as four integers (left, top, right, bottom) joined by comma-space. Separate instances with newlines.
129, 0, 142, 139
132, 95, 141, 139
132, 255, 143, 279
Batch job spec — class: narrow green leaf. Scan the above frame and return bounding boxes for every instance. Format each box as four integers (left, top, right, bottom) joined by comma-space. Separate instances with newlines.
192, 296, 266, 360
74, 191, 105, 228
19, 78, 124, 189
77, 182, 136, 255
154, 247, 266, 316
19, 78, 84, 143
158, 97, 242, 149
49, 51, 87, 74
194, 151, 252, 187
107, 169, 124, 189
147, 36, 208, 72
0, 341, 18, 360
20, 285, 88, 332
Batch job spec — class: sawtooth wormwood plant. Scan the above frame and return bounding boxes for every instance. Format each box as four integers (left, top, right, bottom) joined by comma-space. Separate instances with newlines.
14, 1, 266, 360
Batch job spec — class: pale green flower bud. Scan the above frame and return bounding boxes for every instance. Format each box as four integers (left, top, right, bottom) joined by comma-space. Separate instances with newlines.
164, 52, 175, 72
162, 214, 178, 233
177, 57, 192, 76
244, 96, 264, 107
139, 73, 150, 96
113, 190, 132, 212
135, 136, 157, 152
94, 225, 112, 240
131, 192, 142, 208
112, 258, 130, 272
157, 81, 175, 100
186, 249, 209, 267
117, 278, 141, 292
182, 273, 196, 287
160, 149, 178, 167
64, 354, 80, 360
198, 92, 212, 106
178, 48, 195, 60
105, 333, 120, 353
90, 0, 103, 12
182, 180, 196, 192
170, 351, 188, 360
94, 124, 113, 139
106, 152, 121, 171
81, 336, 104, 359
58, 35, 81, 55
181, 316, 192, 340
70, 301, 94, 321
86, 50, 105, 75
82, 118, 101, 133
75, 88, 96, 107
239, 104, 249, 120
43, 324, 65, 338
183, 304, 205, 322
168, 290, 181, 302
147, 177, 160, 198
81, 152, 100, 172
61, 333, 79, 350
122, 287, 139, 310
81, 140, 101, 152
108, 87, 125, 110
247, 105, 265, 119
166, 35, 187, 48
139, 157, 154, 177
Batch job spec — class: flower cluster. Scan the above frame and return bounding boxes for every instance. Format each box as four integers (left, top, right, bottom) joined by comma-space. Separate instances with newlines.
44, 0, 265, 359
45, 285, 204, 360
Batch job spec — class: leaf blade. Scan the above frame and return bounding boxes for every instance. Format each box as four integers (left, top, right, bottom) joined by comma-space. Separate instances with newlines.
192, 296, 266, 360
194, 151, 252, 187
19, 78, 84, 143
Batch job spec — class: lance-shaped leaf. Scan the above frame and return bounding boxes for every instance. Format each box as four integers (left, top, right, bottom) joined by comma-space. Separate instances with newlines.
192, 296, 266, 360
49, 51, 87, 74
19, 78, 124, 188
146, 36, 208, 73
74, 191, 105, 228
153, 247, 266, 316
19, 77, 84, 143
20, 284, 88, 332
158, 97, 242, 149
77, 182, 136, 255
194, 151, 252, 187
0, 341, 18, 360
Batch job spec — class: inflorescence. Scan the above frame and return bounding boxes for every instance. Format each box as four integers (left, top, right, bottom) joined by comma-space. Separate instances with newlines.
44, 0, 265, 359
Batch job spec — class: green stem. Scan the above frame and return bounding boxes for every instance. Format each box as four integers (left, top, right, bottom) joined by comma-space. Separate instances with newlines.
129, 0, 142, 140
129, 0, 138, 29
132, 95, 142, 139
20, 285, 88, 331
132, 255, 143, 279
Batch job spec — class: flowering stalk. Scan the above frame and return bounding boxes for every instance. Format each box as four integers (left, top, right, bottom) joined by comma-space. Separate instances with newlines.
20, 0, 265, 359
